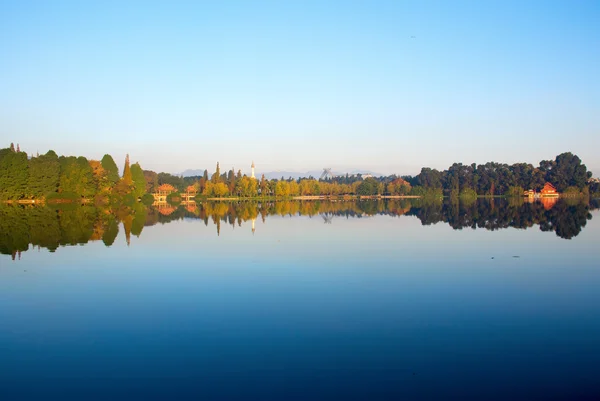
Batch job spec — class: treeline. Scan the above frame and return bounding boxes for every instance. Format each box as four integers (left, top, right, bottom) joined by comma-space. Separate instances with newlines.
3, 144, 597, 202
146, 153, 597, 199
0, 143, 152, 204
405, 152, 595, 198
143, 162, 413, 198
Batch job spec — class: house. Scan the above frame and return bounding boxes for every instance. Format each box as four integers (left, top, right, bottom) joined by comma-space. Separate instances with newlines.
540, 182, 559, 197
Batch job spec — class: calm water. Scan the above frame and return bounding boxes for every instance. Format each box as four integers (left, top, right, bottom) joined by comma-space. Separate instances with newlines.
1, 199, 599, 400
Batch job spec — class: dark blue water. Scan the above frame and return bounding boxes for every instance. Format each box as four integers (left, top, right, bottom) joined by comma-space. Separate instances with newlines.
1, 204, 599, 400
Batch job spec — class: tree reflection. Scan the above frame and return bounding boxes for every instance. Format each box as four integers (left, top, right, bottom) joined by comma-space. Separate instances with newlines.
0, 198, 597, 258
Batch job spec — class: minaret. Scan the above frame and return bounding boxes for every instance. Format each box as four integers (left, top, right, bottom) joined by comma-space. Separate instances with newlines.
251, 217, 256, 235
251, 161, 255, 179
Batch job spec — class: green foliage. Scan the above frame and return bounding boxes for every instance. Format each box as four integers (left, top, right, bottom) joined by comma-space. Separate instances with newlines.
100, 154, 120, 185
0, 148, 29, 199
356, 178, 380, 196
131, 203, 147, 237
102, 217, 119, 246
141, 193, 155, 205
547, 152, 590, 191
27, 151, 60, 199
130, 162, 146, 198
58, 156, 95, 197
167, 192, 182, 205
158, 172, 184, 191
122, 193, 136, 207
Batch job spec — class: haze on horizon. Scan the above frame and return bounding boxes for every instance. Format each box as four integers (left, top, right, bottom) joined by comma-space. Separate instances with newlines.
1, 1, 599, 177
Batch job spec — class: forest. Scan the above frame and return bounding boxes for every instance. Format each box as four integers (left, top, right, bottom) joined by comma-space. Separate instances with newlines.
1, 142, 598, 202
0, 143, 152, 204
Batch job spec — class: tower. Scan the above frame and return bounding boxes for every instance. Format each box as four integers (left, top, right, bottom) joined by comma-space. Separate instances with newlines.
251, 161, 255, 179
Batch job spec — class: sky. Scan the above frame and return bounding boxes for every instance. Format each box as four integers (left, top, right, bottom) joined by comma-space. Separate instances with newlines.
0, 0, 599, 176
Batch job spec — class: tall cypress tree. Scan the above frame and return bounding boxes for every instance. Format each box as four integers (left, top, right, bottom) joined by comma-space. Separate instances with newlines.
122, 154, 133, 186
211, 162, 221, 184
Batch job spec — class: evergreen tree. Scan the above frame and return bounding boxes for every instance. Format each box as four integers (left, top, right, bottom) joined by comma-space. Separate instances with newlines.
260, 174, 267, 196
211, 162, 221, 184
58, 156, 95, 197
122, 154, 133, 185
27, 150, 60, 198
0, 147, 29, 199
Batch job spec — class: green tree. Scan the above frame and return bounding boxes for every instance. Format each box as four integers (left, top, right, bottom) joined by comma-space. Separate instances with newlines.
27, 150, 60, 198
130, 162, 146, 198
356, 178, 379, 195
547, 152, 590, 191
58, 156, 95, 198
100, 154, 119, 186
0, 147, 29, 199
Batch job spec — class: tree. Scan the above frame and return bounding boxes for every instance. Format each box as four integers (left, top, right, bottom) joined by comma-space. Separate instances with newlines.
260, 174, 268, 196
356, 178, 379, 195
130, 162, 146, 198
0, 147, 29, 199
213, 182, 229, 197
89, 160, 110, 194
122, 154, 133, 186
547, 152, 590, 191
100, 154, 120, 186
228, 169, 236, 193
211, 162, 221, 184
27, 151, 60, 198
275, 181, 290, 197
58, 156, 95, 197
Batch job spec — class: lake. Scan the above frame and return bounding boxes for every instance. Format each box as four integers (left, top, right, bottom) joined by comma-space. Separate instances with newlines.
1, 198, 599, 400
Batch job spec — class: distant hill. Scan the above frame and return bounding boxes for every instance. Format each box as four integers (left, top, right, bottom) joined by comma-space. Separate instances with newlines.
176, 168, 383, 179
262, 169, 382, 180
177, 169, 207, 177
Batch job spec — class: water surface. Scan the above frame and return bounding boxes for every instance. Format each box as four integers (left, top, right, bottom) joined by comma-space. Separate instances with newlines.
1, 199, 599, 400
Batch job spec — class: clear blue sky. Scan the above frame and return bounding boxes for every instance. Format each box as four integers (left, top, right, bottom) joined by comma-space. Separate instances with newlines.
1, 0, 599, 176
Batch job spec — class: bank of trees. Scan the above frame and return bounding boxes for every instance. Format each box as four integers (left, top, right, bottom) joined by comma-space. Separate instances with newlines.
0, 144, 148, 203
409, 152, 592, 197
3, 145, 595, 202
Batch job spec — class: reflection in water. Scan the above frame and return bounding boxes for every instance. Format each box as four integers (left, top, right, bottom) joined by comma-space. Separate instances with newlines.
0, 198, 596, 258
